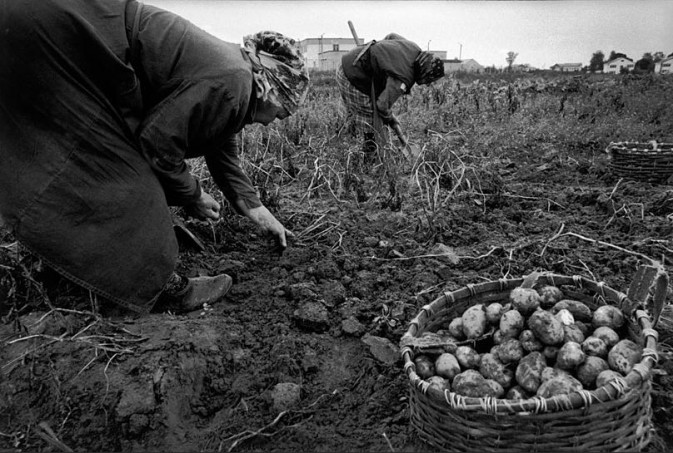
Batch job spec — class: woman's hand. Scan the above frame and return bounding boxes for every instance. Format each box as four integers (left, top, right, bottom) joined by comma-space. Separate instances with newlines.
185, 191, 221, 221
239, 203, 293, 254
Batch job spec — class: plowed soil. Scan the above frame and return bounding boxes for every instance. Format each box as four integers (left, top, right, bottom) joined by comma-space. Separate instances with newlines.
2, 72, 673, 452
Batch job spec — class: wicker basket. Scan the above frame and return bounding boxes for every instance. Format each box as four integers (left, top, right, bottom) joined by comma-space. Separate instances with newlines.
401, 274, 659, 452
607, 141, 673, 183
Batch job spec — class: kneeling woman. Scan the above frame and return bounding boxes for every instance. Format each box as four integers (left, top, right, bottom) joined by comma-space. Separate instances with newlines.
0, 1, 309, 314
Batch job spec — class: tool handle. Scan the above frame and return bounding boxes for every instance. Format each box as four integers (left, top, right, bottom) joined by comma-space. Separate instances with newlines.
392, 123, 408, 147
347, 20, 359, 44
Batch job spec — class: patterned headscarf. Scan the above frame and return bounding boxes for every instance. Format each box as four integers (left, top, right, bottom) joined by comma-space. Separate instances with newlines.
243, 31, 309, 114
414, 51, 445, 85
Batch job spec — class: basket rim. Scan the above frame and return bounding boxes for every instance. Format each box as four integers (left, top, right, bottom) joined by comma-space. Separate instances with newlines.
607, 140, 673, 155
400, 273, 659, 415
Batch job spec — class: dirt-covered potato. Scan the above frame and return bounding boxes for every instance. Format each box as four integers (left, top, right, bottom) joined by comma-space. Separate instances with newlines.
510, 287, 541, 315
452, 370, 502, 398
541, 366, 573, 383
414, 355, 435, 379
536, 374, 583, 397
485, 379, 505, 398
435, 353, 461, 381
493, 329, 506, 345
582, 336, 608, 358
485, 303, 504, 324
448, 317, 466, 340
528, 309, 564, 345
425, 375, 450, 392
576, 356, 609, 389
479, 353, 513, 389
506, 385, 532, 400
515, 351, 547, 393
495, 338, 524, 364
563, 323, 585, 344
596, 369, 626, 388
462, 304, 488, 339
574, 321, 591, 337
519, 329, 543, 352
593, 326, 620, 348
554, 308, 575, 326
455, 345, 481, 370
592, 305, 625, 330
608, 339, 643, 375
500, 309, 525, 338
537, 285, 564, 309
552, 299, 593, 323
542, 346, 559, 361
555, 341, 586, 369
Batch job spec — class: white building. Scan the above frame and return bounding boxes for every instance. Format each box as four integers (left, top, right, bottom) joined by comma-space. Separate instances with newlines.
655, 56, 673, 74
317, 50, 346, 72
603, 57, 634, 74
550, 63, 583, 72
299, 37, 363, 70
442, 58, 484, 73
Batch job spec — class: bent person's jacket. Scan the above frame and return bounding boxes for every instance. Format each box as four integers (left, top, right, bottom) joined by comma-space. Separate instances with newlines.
128, 1, 261, 210
341, 37, 422, 121
0, 0, 260, 311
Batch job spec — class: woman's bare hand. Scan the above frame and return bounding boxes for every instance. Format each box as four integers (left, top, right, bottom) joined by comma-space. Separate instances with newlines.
185, 191, 221, 221
244, 205, 293, 254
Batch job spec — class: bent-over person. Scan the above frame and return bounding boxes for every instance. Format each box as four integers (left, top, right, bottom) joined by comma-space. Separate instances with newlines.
0, 0, 309, 314
337, 33, 444, 162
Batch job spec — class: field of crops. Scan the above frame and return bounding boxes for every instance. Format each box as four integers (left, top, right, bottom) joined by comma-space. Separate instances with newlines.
2, 70, 673, 452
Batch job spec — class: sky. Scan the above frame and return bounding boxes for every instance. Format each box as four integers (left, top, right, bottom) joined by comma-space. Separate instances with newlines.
143, 1, 673, 69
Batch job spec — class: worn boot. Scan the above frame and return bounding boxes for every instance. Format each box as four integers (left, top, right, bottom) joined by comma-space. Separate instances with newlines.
153, 272, 233, 313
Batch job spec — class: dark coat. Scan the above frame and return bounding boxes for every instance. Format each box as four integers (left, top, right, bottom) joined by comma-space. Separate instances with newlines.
0, 0, 258, 311
341, 38, 421, 98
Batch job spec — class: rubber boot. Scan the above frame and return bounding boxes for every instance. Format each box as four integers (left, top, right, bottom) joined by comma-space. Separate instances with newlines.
154, 273, 233, 313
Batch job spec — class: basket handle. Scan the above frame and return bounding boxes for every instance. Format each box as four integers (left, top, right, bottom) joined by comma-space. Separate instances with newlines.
624, 262, 668, 326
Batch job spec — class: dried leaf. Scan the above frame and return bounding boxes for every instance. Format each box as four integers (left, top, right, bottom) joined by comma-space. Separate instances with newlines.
520, 272, 541, 289
429, 243, 460, 265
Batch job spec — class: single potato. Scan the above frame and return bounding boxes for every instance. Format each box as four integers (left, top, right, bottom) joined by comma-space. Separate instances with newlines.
592, 305, 625, 330
462, 304, 488, 339
576, 356, 609, 389
528, 309, 564, 345
510, 287, 541, 315
500, 309, 525, 338
608, 339, 643, 375
435, 353, 461, 381
537, 285, 564, 309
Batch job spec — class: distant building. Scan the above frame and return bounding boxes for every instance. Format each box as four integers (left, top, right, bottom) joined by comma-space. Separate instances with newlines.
428, 50, 447, 59
603, 57, 634, 74
317, 50, 345, 72
511, 63, 538, 72
550, 63, 583, 72
299, 37, 363, 70
442, 58, 484, 73
655, 56, 673, 74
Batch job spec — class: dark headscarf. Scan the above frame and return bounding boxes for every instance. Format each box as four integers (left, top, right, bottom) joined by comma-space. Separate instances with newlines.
243, 31, 310, 113
414, 51, 445, 85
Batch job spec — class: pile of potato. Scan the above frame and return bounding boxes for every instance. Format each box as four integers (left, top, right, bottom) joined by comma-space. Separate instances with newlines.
414, 284, 644, 399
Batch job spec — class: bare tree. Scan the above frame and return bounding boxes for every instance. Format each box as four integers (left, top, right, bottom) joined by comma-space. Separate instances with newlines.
506, 51, 518, 71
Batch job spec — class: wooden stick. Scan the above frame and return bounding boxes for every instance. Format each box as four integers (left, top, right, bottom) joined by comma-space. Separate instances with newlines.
347, 20, 359, 44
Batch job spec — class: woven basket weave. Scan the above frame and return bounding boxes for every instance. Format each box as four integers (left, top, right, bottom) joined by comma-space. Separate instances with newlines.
607, 141, 673, 183
401, 274, 659, 452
